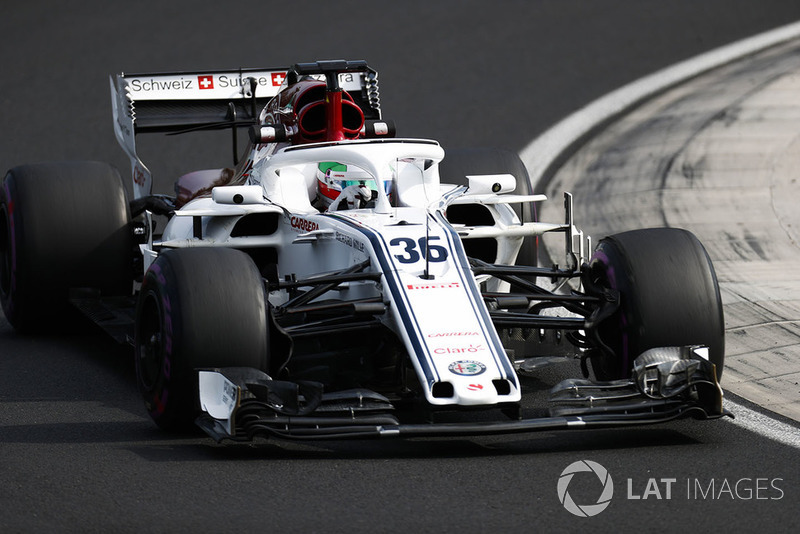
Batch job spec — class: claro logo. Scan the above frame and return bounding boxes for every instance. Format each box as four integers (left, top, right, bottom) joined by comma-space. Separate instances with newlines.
433, 344, 485, 355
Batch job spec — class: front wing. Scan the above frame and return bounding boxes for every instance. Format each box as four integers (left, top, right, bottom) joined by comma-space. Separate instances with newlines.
195, 346, 730, 442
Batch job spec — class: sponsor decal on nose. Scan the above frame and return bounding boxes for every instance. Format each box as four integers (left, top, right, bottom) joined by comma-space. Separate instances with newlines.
448, 360, 486, 376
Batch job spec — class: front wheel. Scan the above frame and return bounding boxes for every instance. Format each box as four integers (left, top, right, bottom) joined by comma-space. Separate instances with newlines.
134, 248, 269, 430
587, 228, 724, 381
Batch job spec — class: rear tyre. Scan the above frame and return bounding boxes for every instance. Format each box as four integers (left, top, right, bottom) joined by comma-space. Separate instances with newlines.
0, 162, 132, 331
588, 228, 724, 381
439, 147, 538, 266
134, 248, 269, 430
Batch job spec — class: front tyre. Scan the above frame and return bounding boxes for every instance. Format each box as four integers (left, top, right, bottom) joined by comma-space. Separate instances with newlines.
588, 228, 724, 381
135, 248, 269, 430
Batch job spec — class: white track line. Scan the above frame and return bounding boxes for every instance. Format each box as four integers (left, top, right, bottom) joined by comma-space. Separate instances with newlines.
520, 20, 800, 445
520, 20, 800, 185
724, 399, 800, 449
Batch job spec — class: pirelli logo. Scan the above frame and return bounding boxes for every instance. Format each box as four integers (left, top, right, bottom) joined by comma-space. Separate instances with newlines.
406, 282, 461, 290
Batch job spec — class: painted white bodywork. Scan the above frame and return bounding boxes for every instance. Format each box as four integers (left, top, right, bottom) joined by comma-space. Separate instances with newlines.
141, 138, 573, 407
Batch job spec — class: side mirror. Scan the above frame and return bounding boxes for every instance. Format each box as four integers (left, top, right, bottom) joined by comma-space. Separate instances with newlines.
212, 185, 264, 205
466, 173, 516, 195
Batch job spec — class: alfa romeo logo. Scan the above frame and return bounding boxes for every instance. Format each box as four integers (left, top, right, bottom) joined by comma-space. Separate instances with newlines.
557, 460, 614, 517
447, 360, 486, 376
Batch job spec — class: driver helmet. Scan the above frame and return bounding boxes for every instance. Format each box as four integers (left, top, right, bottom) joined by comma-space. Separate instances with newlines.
316, 162, 377, 208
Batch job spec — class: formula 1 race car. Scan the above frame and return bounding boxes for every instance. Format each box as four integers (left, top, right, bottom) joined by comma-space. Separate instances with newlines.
0, 60, 728, 441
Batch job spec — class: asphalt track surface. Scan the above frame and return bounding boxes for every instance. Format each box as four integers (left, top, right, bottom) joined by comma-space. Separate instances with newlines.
2, 1, 800, 532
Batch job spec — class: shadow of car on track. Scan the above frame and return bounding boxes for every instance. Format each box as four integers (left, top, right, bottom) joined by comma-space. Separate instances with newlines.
119, 421, 712, 463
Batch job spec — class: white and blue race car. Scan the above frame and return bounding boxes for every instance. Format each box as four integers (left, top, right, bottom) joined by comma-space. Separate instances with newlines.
0, 60, 728, 441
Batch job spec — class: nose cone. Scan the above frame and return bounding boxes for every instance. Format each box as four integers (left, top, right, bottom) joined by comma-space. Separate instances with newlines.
452, 380, 497, 405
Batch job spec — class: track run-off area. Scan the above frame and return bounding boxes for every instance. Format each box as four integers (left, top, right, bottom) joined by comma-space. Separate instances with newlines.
526, 23, 800, 447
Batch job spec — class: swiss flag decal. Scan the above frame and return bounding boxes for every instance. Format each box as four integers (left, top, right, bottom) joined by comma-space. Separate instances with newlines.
271, 72, 286, 86
198, 75, 214, 90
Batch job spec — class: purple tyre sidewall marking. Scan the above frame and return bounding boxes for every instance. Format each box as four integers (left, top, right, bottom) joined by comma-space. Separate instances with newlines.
140, 261, 175, 420
591, 248, 629, 376
1, 179, 18, 317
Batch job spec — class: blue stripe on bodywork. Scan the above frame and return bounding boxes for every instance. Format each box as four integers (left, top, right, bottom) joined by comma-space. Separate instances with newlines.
323, 213, 439, 385
433, 211, 519, 383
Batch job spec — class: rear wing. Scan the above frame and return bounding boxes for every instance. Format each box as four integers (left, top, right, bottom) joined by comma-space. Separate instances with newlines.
110, 65, 381, 198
